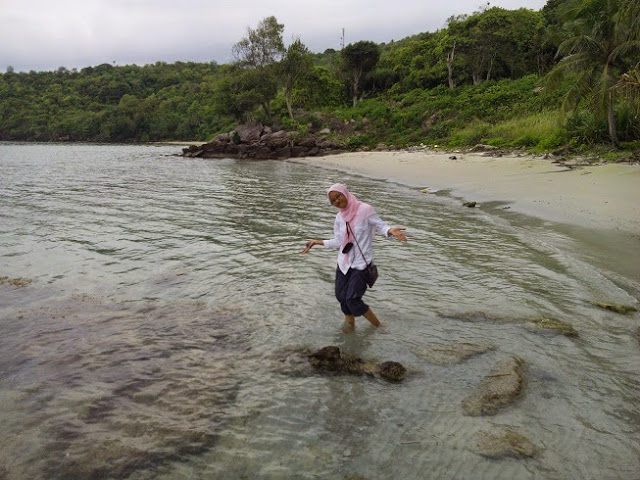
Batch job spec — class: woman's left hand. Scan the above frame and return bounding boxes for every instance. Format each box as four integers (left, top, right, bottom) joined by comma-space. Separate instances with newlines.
389, 227, 408, 242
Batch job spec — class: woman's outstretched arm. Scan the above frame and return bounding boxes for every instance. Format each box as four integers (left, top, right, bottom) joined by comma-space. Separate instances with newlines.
301, 239, 323, 254
370, 215, 408, 242
388, 227, 408, 242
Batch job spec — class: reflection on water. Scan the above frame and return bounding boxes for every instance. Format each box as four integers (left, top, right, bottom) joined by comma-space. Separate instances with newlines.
0, 143, 639, 479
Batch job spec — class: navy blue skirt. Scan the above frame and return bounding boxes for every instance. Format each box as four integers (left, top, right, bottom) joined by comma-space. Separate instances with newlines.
334, 267, 369, 317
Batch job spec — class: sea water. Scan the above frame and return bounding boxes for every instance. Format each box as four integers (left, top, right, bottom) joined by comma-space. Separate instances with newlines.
1, 143, 638, 479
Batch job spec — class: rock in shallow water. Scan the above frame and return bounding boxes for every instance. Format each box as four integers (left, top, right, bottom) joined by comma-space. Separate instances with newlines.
591, 302, 638, 314
0, 275, 33, 287
412, 341, 494, 365
378, 361, 406, 382
276, 346, 406, 382
308, 346, 371, 375
524, 318, 579, 337
474, 429, 539, 459
308, 346, 404, 381
462, 356, 525, 416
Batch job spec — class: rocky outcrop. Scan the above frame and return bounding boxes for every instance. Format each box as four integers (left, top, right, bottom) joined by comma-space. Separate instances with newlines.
462, 357, 525, 416
182, 122, 347, 160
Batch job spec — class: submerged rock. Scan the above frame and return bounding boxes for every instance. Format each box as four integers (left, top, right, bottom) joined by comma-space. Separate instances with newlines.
437, 310, 517, 323
474, 430, 539, 459
412, 341, 494, 366
0, 275, 33, 287
463, 201, 477, 208
524, 318, 579, 338
276, 346, 405, 383
462, 357, 525, 416
591, 302, 638, 315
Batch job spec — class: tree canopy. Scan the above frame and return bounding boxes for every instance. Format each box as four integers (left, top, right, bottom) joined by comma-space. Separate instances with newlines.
342, 41, 381, 106
232, 16, 285, 68
546, 0, 640, 146
1, 3, 638, 150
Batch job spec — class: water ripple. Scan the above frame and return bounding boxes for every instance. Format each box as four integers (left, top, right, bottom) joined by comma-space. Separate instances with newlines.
0, 144, 638, 479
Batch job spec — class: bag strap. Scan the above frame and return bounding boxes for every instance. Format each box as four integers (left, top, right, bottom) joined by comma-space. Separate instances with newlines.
346, 222, 368, 264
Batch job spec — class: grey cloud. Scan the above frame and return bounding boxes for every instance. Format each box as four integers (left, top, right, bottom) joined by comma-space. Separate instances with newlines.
0, 0, 547, 72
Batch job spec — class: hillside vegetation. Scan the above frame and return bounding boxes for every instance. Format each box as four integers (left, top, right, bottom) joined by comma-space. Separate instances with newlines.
1, 0, 638, 157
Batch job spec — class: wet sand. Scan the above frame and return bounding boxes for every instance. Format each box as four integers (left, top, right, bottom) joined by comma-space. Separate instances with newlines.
293, 151, 640, 236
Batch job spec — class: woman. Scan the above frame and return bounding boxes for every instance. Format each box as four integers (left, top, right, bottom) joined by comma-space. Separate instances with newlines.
301, 183, 407, 332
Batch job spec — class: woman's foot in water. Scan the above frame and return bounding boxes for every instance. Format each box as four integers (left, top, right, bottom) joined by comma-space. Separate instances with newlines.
343, 315, 356, 333
363, 308, 381, 327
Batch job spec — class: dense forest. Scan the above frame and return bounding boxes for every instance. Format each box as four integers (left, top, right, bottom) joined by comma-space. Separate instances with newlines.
1, 0, 638, 155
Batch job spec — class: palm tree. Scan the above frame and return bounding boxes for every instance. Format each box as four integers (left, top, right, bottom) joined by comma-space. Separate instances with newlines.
547, 0, 640, 147
616, 65, 640, 98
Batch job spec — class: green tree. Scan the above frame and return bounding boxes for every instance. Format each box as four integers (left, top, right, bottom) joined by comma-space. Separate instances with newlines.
232, 16, 285, 68
380, 34, 443, 92
446, 8, 546, 86
231, 16, 285, 120
280, 38, 314, 119
213, 68, 265, 122
292, 66, 345, 109
341, 41, 381, 106
502, 9, 548, 78
547, 0, 640, 146
432, 31, 458, 89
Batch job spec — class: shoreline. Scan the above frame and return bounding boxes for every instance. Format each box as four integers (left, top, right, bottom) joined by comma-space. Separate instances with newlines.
291, 151, 640, 237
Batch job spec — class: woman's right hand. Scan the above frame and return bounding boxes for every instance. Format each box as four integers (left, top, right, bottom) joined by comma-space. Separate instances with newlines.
301, 239, 321, 254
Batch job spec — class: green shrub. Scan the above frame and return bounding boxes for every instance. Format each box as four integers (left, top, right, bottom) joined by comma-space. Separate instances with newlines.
566, 112, 609, 145
536, 129, 569, 150
616, 104, 640, 142
346, 134, 373, 149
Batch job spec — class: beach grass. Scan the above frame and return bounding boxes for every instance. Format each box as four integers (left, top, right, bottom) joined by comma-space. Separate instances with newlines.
448, 112, 568, 152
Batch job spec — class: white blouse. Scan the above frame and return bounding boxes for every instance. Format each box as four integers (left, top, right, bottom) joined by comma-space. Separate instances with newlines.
324, 213, 392, 274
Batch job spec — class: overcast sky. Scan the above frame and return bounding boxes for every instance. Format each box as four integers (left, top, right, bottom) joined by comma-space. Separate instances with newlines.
1, 0, 548, 73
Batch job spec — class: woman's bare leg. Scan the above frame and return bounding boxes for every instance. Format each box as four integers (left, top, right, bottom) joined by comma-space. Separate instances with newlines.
363, 308, 381, 327
343, 314, 356, 333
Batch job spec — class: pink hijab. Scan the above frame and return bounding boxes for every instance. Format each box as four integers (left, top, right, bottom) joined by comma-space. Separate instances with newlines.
327, 183, 376, 248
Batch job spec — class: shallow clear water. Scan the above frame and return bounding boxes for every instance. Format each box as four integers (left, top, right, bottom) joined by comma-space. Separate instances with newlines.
1, 143, 639, 479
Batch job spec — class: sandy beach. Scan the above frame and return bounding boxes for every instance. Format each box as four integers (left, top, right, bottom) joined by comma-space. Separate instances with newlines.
294, 150, 640, 236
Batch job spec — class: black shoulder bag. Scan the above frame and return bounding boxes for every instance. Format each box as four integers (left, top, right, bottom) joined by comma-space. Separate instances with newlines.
346, 222, 379, 288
